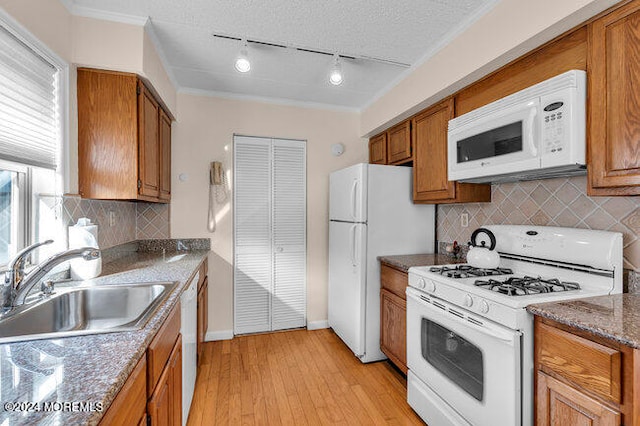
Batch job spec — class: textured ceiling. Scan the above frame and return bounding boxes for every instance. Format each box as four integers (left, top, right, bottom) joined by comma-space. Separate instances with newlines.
69, 0, 498, 109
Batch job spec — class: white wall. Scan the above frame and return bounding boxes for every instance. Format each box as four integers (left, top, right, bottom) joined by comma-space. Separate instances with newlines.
361, 0, 620, 136
171, 94, 367, 333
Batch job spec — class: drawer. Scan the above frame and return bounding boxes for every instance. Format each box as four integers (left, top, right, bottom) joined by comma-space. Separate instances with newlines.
537, 322, 621, 403
147, 302, 181, 396
380, 264, 408, 299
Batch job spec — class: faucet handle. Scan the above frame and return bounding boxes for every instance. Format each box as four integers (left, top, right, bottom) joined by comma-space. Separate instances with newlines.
9, 240, 54, 271
40, 280, 54, 296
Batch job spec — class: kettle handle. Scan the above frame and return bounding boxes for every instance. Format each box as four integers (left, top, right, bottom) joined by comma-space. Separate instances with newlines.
470, 228, 497, 250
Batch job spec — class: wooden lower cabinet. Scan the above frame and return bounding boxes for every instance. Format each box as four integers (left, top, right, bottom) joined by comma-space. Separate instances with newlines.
534, 316, 639, 426
99, 356, 147, 425
100, 304, 183, 426
197, 276, 208, 363
148, 335, 182, 426
380, 289, 407, 373
379, 264, 408, 373
146, 302, 182, 426
537, 371, 620, 426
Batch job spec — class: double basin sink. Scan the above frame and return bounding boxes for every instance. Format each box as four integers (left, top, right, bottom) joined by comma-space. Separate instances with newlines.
0, 281, 178, 344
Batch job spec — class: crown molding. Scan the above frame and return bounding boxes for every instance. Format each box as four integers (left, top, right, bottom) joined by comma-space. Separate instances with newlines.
71, 5, 149, 26
362, 0, 501, 112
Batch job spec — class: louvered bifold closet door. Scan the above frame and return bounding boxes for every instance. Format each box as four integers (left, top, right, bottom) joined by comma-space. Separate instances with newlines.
234, 136, 272, 334
272, 139, 306, 330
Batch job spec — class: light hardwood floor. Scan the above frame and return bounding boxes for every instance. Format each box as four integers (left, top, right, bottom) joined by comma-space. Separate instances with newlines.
187, 328, 426, 425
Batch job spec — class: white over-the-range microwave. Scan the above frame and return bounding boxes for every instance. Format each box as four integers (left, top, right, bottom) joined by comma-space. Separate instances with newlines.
447, 70, 586, 183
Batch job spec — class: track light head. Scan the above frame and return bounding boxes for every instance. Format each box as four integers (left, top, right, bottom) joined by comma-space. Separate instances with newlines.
329, 55, 343, 86
235, 40, 251, 73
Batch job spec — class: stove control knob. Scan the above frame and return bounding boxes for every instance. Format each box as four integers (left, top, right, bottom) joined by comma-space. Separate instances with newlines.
425, 280, 436, 293
463, 294, 473, 307
416, 278, 426, 289
480, 300, 490, 314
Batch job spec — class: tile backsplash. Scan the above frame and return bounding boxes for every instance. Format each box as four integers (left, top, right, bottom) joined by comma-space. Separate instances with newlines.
62, 196, 170, 249
136, 203, 171, 240
437, 175, 640, 271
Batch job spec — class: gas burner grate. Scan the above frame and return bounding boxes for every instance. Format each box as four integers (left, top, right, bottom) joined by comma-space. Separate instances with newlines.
473, 276, 581, 296
429, 265, 513, 279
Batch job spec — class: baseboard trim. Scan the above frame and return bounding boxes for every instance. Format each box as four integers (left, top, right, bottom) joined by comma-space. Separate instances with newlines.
205, 330, 234, 341
307, 320, 329, 330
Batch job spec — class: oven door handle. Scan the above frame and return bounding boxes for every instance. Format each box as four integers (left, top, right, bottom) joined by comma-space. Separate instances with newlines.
407, 288, 521, 344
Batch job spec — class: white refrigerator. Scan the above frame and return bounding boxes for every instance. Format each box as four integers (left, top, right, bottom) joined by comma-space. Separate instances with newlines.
328, 163, 435, 363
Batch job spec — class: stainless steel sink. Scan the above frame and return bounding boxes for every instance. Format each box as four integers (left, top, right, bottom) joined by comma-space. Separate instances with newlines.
0, 281, 177, 344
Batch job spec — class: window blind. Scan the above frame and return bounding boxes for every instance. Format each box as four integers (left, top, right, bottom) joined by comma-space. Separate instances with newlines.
0, 24, 58, 170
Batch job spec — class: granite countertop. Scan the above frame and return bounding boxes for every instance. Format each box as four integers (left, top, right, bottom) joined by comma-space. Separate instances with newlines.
0, 249, 209, 426
528, 293, 640, 349
378, 253, 465, 273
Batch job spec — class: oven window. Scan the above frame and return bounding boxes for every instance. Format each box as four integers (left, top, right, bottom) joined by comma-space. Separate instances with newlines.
421, 318, 484, 401
456, 121, 523, 163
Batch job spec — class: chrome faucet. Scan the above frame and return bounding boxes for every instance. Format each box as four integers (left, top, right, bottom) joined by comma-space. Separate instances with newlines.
5, 240, 53, 290
3, 242, 100, 310
3, 240, 53, 309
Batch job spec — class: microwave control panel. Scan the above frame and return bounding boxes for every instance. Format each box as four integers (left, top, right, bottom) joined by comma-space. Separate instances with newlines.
542, 100, 567, 154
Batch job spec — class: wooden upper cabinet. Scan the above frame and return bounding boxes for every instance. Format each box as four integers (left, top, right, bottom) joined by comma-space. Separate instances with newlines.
139, 83, 160, 199
412, 98, 490, 204
588, 1, 640, 196
369, 133, 387, 164
387, 120, 412, 164
78, 68, 173, 203
159, 109, 172, 201
455, 27, 587, 116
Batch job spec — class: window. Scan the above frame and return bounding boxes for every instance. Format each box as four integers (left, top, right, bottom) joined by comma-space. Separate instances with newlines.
0, 13, 68, 266
0, 162, 26, 265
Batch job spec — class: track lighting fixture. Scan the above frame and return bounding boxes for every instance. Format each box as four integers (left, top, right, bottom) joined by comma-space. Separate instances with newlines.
235, 40, 251, 73
329, 55, 343, 86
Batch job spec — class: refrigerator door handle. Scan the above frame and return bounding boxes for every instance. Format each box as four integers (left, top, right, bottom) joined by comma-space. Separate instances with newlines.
350, 224, 357, 266
350, 179, 358, 220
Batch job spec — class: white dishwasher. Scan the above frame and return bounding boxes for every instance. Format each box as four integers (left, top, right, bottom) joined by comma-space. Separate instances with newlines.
181, 272, 198, 425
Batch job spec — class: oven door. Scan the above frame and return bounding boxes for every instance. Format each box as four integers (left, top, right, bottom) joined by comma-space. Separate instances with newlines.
448, 100, 540, 182
406, 287, 522, 426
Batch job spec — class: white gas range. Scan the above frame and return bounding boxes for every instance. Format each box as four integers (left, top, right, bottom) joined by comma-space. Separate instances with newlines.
406, 225, 623, 426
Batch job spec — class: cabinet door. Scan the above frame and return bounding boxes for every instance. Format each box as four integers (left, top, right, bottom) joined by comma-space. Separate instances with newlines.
148, 367, 171, 426
387, 121, 411, 164
99, 356, 147, 426
138, 82, 161, 198
148, 336, 182, 426
159, 108, 172, 201
412, 98, 456, 201
588, 1, 640, 196
169, 337, 182, 426
77, 69, 139, 200
197, 277, 208, 363
369, 133, 387, 164
380, 289, 407, 374
537, 372, 620, 426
